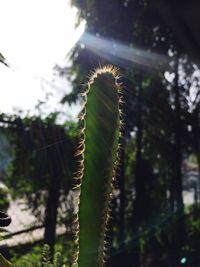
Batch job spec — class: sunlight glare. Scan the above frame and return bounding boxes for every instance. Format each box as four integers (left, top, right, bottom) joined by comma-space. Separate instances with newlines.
0, 0, 85, 75
0, 0, 85, 116
80, 32, 169, 71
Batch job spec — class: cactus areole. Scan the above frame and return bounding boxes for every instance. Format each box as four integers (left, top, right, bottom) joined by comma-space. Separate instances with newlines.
75, 66, 123, 267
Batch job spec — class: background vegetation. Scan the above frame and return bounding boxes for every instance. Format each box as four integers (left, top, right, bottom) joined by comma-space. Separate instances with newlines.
1, 0, 200, 266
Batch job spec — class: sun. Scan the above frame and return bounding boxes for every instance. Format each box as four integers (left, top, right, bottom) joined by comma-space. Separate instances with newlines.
0, 0, 85, 115
0, 0, 85, 75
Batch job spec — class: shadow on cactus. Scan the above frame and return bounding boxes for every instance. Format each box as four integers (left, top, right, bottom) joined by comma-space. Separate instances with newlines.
73, 65, 123, 267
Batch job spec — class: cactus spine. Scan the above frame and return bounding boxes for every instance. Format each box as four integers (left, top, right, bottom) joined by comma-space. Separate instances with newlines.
74, 66, 123, 267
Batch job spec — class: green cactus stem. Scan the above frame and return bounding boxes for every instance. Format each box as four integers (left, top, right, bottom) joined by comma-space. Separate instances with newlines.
74, 66, 123, 267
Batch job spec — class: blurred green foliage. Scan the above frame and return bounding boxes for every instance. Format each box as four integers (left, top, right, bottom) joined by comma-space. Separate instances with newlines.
0, 186, 9, 213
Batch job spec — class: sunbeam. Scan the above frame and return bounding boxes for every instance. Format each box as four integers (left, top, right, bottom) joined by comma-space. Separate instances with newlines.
80, 32, 170, 71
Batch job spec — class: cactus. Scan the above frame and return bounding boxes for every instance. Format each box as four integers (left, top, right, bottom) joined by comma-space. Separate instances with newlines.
74, 65, 123, 267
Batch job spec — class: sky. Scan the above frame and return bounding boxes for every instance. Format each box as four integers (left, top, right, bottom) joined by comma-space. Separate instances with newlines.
0, 0, 85, 120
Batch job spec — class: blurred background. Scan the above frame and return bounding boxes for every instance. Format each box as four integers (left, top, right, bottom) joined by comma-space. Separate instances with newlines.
0, 0, 200, 266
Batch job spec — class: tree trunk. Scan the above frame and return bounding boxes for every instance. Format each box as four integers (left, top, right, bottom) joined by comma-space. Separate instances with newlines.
192, 105, 200, 208
172, 58, 185, 266
44, 172, 60, 256
130, 82, 143, 267
44, 127, 62, 256
174, 62, 184, 213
